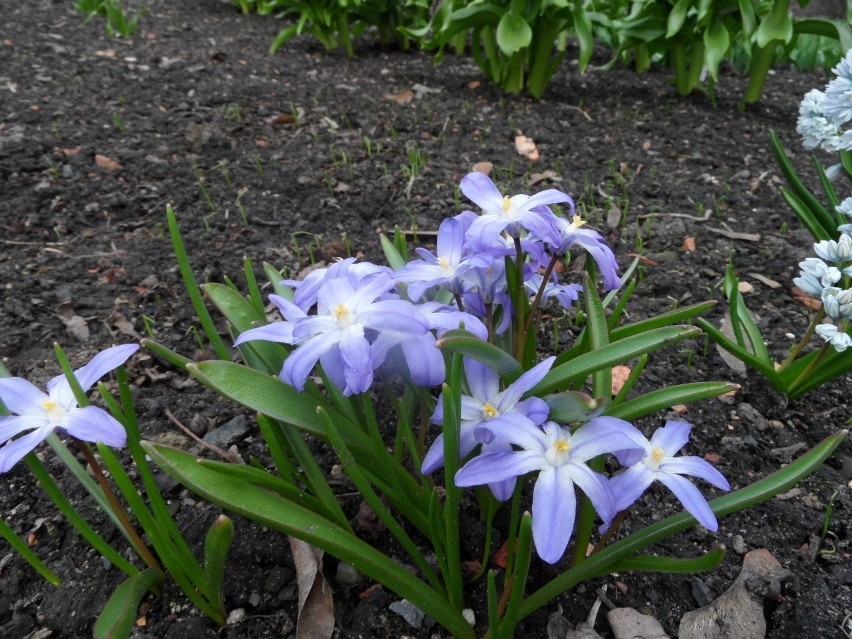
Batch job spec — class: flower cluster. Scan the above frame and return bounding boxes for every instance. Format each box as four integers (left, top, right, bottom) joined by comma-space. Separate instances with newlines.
437, 363, 731, 562
796, 50, 852, 155
237, 172, 620, 396
794, 234, 852, 351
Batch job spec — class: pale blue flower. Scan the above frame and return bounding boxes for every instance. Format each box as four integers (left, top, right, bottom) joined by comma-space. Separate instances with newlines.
237, 273, 430, 395
523, 273, 583, 310
460, 172, 567, 248
820, 287, 852, 321
836, 197, 852, 219
422, 356, 555, 497
0, 344, 138, 473
545, 215, 621, 290
797, 89, 841, 151
395, 218, 481, 300
455, 416, 645, 563
815, 323, 852, 352
814, 234, 852, 262
824, 50, 852, 126
793, 257, 841, 297
609, 420, 730, 531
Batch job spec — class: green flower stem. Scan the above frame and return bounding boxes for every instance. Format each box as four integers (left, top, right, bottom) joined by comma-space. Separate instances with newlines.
75, 441, 162, 574
788, 342, 831, 394
497, 512, 533, 639
743, 43, 777, 104
441, 355, 465, 610
524, 254, 560, 336
526, 20, 561, 98
24, 453, 138, 577
0, 515, 60, 585
520, 428, 847, 621
779, 307, 825, 370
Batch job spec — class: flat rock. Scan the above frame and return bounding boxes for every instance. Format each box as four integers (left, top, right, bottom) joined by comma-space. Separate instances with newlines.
607, 607, 669, 639
679, 549, 791, 639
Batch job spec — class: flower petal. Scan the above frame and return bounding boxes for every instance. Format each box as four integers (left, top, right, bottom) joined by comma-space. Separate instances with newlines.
234, 321, 295, 346
0, 424, 54, 473
72, 344, 140, 392
569, 416, 646, 462
455, 449, 545, 488
474, 415, 546, 452
282, 330, 341, 391
0, 378, 48, 415
63, 406, 127, 448
495, 356, 555, 410
0, 414, 49, 443
464, 358, 500, 405
532, 466, 576, 564
421, 424, 480, 474
649, 420, 692, 456
660, 456, 730, 491
460, 172, 504, 211
656, 472, 719, 530
338, 324, 373, 395
566, 460, 616, 525
609, 462, 654, 512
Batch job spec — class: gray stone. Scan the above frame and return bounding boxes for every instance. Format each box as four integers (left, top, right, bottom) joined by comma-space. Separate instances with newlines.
389, 599, 426, 629
203, 414, 249, 448
607, 607, 669, 639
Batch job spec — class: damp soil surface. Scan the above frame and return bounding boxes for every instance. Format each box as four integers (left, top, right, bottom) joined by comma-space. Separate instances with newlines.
1, 1, 852, 638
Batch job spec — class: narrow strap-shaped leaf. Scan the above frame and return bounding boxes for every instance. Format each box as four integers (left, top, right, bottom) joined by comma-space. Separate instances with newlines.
262, 262, 294, 300
204, 515, 234, 618
143, 442, 476, 639
437, 329, 524, 381
187, 360, 368, 451
696, 318, 782, 386
0, 515, 60, 585
93, 568, 164, 639
166, 206, 231, 361
605, 545, 725, 575
534, 326, 701, 395
140, 338, 194, 370
380, 233, 408, 271
606, 381, 739, 421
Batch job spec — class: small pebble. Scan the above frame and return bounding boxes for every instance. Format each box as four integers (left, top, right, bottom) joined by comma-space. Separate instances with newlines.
226, 608, 246, 625
731, 534, 747, 554
462, 609, 475, 626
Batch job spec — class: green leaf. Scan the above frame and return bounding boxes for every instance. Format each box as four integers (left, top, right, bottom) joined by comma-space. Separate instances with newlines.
534, 326, 702, 395
738, 0, 756, 37
496, 11, 532, 55
755, 3, 793, 47
606, 381, 738, 421
436, 329, 524, 380
608, 546, 725, 575
666, 0, 690, 38
94, 568, 164, 639
380, 233, 408, 271
187, 360, 368, 450
703, 22, 730, 81
696, 318, 783, 386
143, 443, 477, 639
204, 515, 234, 617
0, 516, 60, 586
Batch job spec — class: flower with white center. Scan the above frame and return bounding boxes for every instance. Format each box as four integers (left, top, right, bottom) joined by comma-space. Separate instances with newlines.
815, 323, 852, 352
609, 420, 730, 531
454, 416, 645, 563
236, 273, 430, 395
460, 171, 568, 248
0, 344, 138, 473
814, 234, 852, 263
422, 357, 554, 487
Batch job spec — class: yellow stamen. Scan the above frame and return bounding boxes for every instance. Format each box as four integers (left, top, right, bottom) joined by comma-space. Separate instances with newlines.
40, 398, 66, 424
568, 215, 587, 232
501, 195, 512, 214
481, 402, 498, 419
554, 438, 570, 454
651, 448, 664, 464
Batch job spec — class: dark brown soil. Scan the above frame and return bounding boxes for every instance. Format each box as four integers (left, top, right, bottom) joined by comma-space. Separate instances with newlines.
1, 1, 851, 638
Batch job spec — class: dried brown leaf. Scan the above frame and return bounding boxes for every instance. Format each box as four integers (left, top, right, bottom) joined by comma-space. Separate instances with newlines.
471, 161, 493, 175
611, 365, 631, 396
384, 89, 414, 105
289, 537, 335, 639
682, 236, 696, 252
56, 303, 90, 341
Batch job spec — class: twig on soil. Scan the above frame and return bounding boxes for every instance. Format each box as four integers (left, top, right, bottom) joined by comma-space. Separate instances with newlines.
706, 223, 761, 241
636, 210, 712, 222
594, 587, 617, 612
565, 104, 592, 121
2, 239, 65, 246
164, 408, 242, 463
